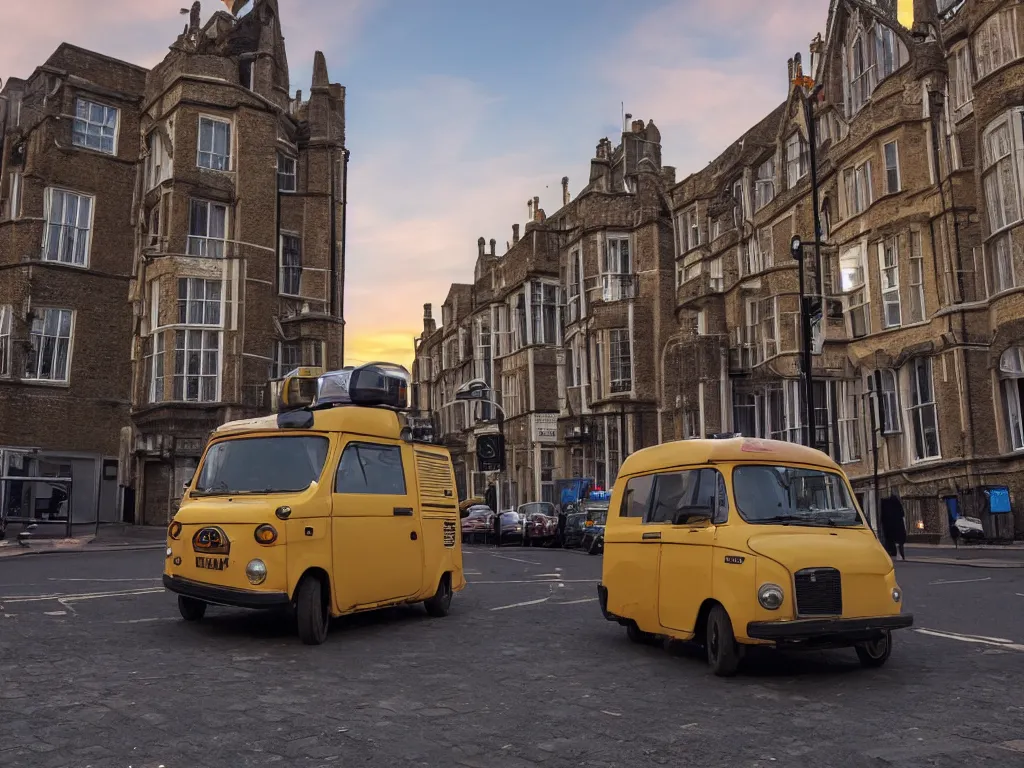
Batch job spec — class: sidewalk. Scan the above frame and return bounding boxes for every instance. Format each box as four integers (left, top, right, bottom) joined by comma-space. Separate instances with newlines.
0, 524, 166, 560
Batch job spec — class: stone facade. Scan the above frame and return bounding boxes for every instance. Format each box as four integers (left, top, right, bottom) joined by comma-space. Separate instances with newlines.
0, 0, 347, 528
413, 0, 1024, 541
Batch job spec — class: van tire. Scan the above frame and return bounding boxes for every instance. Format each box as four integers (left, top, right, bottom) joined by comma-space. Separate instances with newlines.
706, 604, 740, 677
178, 595, 206, 622
295, 576, 329, 646
855, 631, 892, 668
626, 621, 657, 645
424, 574, 453, 618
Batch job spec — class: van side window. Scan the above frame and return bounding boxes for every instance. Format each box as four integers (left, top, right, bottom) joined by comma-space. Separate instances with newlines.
713, 471, 730, 524
648, 468, 721, 525
619, 475, 654, 517
335, 443, 407, 495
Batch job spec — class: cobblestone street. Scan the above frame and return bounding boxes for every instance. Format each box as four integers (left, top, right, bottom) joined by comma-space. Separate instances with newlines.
1, 546, 1024, 767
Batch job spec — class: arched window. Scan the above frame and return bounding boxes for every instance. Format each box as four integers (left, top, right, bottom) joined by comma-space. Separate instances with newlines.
1000, 347, 1024, 450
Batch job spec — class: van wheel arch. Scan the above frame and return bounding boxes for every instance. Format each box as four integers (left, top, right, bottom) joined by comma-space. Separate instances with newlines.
424, 571, 453, 617
293, 568, 332, 611
693, 598, 720, 648
294, 568, 332, 646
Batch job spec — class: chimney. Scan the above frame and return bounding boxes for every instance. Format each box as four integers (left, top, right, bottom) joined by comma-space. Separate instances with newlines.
512, 223, 520, 244
533, 196, 540, 221
477, 237, 485, 259
787, 57, 795, 83
489, 238, 496, 256
423, 303, 435, 335
527, 199, 534, 221
561, 176, 570, 206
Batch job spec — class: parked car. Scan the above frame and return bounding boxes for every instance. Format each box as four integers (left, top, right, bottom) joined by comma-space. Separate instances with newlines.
498, 510, 524, 545
520, 502, 557, 546
461, 505, 494, 544
581, 505, 608, 555
564, 493, 612, 550
954, 515, 985, 540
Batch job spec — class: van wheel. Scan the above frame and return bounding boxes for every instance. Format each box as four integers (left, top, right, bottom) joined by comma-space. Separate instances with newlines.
706, 604, 740, 677
855, 631, 892, 668
626, 621, 657, 645
424, 574, 453, 618
295, 576, 329, 646
178, 595, 206, 622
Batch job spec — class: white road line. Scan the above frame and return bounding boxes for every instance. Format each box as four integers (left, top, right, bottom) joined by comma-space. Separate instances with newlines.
533, 573, 563, 578
487, 553, 542, 565
929, 576, 992, 585
48, 577, 162, 583
468, 579, 601, 585
116, 617, 176, 625
44, 610, 67, 616
0, 587, 164, 604
915, 628, 1024, 652
556, 597, 598, 605
1017, 593, 1024, 597
490, 597, 550, 611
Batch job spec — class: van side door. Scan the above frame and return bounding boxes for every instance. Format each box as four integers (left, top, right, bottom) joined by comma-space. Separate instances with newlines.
654, 467, 720, 635
331, 438, 424, 610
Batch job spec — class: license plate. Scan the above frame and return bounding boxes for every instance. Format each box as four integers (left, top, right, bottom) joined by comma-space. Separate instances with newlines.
196, 556, 229, 570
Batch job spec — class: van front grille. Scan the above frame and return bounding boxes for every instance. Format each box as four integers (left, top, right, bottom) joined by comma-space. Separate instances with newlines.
794, 568, 842, 616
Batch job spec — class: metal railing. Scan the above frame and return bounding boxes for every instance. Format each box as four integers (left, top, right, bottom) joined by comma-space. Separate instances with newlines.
1, 476, 74, 538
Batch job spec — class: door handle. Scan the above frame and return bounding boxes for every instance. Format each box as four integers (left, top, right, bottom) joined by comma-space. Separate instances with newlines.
642, 531, 662, 540
393, 507, 413, 516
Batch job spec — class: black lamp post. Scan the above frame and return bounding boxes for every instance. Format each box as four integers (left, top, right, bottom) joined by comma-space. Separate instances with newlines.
790, 235, 816, 449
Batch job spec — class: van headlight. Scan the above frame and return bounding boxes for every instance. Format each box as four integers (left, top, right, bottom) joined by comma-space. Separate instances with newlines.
246, 559, 268, 585
757, 583, 784, 610
891, 587, 902, 603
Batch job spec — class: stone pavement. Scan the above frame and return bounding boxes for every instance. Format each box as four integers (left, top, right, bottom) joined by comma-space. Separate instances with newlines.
1, 547, 1024, 766
0, 524, 166, 559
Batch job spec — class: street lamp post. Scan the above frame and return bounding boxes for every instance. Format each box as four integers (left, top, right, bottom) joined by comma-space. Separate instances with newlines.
450, 379, 507, 513
790, 235, 816, 450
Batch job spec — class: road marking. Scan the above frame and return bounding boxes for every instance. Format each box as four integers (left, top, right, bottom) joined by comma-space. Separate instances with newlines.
468, 578, 601, 585
488, 553, 542, 565
928, 577, 992, 585
48, 577, 162, 583
915, 628, 1024, 652
601, 711, 622, 717
490, 597, 550, 611
533, 573, 563, 578
44, 610, 67, 616
116, 617, 176, 625
556, 597, 598, 605
0, 587, 164, 604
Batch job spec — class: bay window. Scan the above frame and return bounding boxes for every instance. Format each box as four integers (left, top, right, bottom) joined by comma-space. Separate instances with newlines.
906, 357, 940, 461
530, 281, 560, 345
1000, 347, 1024, 450
908, 232, 926, 323
974, 8, 1020, 80
187, 199, 228, 258
841, 244, 870, 338
981, 112, 1023, 234
609, 329, 632, 394
985, 232, 1015, 295
603, 235, 634, 301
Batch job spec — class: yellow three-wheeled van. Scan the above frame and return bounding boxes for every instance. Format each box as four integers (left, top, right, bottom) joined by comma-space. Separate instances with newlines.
163, 363, 465, 645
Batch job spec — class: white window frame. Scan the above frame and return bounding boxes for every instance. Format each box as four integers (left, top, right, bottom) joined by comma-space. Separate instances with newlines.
836, 380, 861, 464
187, 199, 228, 258
24, 307, 74, 384
42, 187, 94, 268
905, 357, 941, 461
8, 171, 23, 220
278, 153, 297, 192
883, 140, 901, 194
196, 115, 232, 172
173, 328, 222, 403
147, 331, 166, 403
530, 280, 561, 346
280, 232, 303, 297
760, 297, 779, 360
709, 257, 723, 292
609, 328, 632, 395
981, 110, 1024, 236
974, 7, 1020, 81
878, 236, 901, 329
755, 156, 776, 210
908, 231, 926, 323
949, 41, 975, 119
786, 133, 808, 188
502, 371, 521, 418
0, 305, 11, 377
868, 368, 902, 434
177, 278, 223, 327
72, 97, 119, 155
841, 243, 871, 338
1000, 347, 1024, 450
985, 232, 1015, 296
145, 128, 173, 190
603, 234, 633, 301
677, 207, 702, 253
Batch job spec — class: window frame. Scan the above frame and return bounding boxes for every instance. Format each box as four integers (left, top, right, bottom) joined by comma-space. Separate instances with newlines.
280, 232, 303, 297
905, 357, 941, 461
883, 140, 901, 194
24, 307, 75, 384
608, 328, 633, 395
278, 153, 297, 193
878, 235, 902, 329
42, 187, 95, 268
172, 328, 222, 403
187, 198, 229, 258
334, 441, 408, 496
196, 115, 233, 172
177, 277, 224, 327
642, 467, 729, 526
71, 96, 119, 155
0, 304, 12, 377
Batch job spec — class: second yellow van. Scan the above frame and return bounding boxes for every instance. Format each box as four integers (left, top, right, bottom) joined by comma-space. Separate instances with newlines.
597, 436, 912, 676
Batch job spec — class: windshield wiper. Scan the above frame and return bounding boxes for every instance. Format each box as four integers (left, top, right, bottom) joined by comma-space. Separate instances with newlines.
754, 514, 823, 526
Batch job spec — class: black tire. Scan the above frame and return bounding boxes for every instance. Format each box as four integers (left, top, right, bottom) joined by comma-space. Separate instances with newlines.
706, 604, 741, 677
177, 595, 206, 622
295, 576, 329, 646
424, 574, 453, 618
587, 538, 601, 556
626, 621, 657, 645
855, 631, 892, 668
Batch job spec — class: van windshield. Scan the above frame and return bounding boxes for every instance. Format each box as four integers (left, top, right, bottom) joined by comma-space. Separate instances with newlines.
732, 465, 863, 527
195, 436, 329, 495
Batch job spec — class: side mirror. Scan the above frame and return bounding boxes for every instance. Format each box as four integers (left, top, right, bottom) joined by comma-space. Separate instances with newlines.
182, 472, 195, 493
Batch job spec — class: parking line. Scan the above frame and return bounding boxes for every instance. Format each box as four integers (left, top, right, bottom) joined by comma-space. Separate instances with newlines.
490, 597, 550, 611
487, 553, 542, 565
0, 587, 164, 604
928, 577, 992, 585
556, 597, 598, 605
915, 628, 1024, 652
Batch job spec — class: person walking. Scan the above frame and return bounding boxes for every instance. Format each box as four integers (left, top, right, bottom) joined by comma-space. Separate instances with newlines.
879, 493, 907, 560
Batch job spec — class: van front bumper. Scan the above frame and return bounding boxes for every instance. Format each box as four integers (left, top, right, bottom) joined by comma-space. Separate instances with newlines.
746, 614, 914, 643
163, 574, 291, 609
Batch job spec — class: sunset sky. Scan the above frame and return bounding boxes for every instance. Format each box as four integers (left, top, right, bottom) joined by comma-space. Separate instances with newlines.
2, 0, 914, 372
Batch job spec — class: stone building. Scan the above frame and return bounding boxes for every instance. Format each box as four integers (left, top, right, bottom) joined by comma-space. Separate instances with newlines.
666, 0, 1023, 539
412, 0, 1024, 539
0, 0, 347, 529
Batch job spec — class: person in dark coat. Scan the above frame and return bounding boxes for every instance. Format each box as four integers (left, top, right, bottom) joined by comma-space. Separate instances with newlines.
879, 494, 907, 560
484, 482, 497, 514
